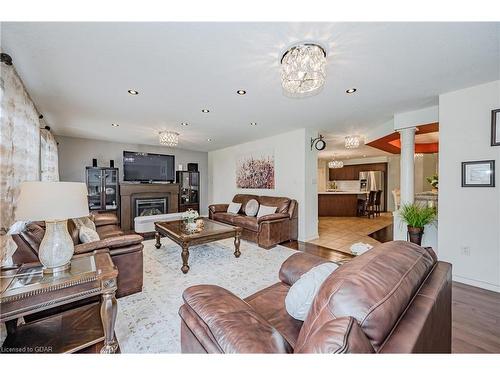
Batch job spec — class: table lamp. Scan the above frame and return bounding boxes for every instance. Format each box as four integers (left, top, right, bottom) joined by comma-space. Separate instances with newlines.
15, 181, 89, 273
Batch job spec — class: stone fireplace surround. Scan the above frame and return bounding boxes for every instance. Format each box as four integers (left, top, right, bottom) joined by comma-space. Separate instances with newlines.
120, 182, 179, 231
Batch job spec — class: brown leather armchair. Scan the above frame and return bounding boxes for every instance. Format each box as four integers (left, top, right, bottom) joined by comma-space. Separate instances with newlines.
11, 212, 144, 298
208, 194, 298, 249
179, 241, 452, 353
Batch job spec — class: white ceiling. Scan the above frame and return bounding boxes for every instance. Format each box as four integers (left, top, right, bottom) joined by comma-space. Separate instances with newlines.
2, 22, 499, 153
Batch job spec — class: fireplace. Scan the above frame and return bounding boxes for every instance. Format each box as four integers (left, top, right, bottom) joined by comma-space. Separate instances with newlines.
120, 183, 179, 231
135, 198, 167, 217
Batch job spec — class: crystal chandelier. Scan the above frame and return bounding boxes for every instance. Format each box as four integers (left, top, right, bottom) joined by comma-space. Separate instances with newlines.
328, 159, 344, 169
159, 131, 179, 147
280, 43, 327, 97
345, 135, 361, 149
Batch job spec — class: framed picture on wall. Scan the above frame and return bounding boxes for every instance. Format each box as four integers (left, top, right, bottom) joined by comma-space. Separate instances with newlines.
461, 160, 495, 187
491, 109, 500, 146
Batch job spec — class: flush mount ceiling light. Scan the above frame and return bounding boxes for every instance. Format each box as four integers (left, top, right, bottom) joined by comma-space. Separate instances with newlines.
250, 122, 257, 126
111, 123, 119, 127
346, 88, 357, 94
280, 42, 327, 98
159, 131, 179, 147
328, 159, 344, 169
237, 90, 247, 95
127, 89, 139, 95
201, 109, 210, 113
345, 135, 361, 149
207, 138, 212, 142
181, 122, 189, 126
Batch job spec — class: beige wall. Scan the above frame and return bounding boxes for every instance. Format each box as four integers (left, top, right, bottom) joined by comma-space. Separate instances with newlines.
56, 135, 209, 215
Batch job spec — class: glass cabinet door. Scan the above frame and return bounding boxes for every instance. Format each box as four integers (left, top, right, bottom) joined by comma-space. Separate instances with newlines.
86, 168, 103, 210
180, 172, 191, 204
104, 168, 118, 210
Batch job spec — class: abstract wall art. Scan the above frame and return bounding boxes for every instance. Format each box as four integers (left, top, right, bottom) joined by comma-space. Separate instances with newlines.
236, 150, 275, 189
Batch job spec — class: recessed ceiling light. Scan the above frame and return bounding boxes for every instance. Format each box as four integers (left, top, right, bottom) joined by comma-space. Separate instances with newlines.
202, 109, 210, 113
250, 122, 257, 126
207, 138, 212, 142
127, 89, 139, 95
111, 123, 119, 127
181, 122, 188, 126
237, 90, 247, 95
346, 88, 357, 94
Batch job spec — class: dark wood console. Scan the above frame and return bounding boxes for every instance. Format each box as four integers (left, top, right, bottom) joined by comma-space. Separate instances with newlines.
119, 183, 179, 231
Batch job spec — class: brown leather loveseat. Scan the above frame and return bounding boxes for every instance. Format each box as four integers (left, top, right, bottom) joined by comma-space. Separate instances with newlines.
11, 212, 144, 298
208, 194, 298, 249
179, 241, 452, 353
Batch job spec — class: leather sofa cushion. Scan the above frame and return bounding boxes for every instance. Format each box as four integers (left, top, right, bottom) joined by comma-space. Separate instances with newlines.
232, 215, 258, 232
295, 241, 437, 352
212, 212, 238, 225
93, 212, 119, 227
259, 196, 290, 214
232, 194, 259, 214
245, 282, 303, 349
97, 225, 126, 240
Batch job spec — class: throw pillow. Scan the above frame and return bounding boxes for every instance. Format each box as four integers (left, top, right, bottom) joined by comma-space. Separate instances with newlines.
256, 205, 277, 218
72, 216, 97, 232
285, 262, 339, 321
79, 225, 100, 243
227, 202, 242, 214
244, 199, 259, 217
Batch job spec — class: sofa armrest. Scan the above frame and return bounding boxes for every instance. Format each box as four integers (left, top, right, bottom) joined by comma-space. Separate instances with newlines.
279, 252, 332, 286
208, 204, 229, 214
257, 212, 289, 223
92, 212, 119, 227
74, 234, 143, 255
179, 285, 292, 353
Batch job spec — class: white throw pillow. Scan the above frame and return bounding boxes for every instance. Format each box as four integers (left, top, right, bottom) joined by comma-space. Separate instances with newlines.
244, 199, 259, 217
256, 205, 277, 218
72, 216, 97, 232
227, 202, 242, 214
79, 225, 100, 243
285, 262, 339, 321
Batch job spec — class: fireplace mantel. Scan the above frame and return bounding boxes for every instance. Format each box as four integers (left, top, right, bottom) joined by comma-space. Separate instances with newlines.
120, 182, 179, 231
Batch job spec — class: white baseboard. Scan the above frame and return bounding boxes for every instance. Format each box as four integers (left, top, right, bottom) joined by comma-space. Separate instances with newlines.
300, 234, 319, 242
452, 275, 500, 293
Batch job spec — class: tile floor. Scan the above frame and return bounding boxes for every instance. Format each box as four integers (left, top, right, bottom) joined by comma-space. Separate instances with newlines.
309, 213, 393, 253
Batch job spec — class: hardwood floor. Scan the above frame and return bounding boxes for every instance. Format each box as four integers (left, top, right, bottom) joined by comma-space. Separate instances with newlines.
282, 240, 500, 354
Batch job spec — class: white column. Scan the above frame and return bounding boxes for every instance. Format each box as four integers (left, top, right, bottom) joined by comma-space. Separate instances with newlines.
399, 127, 416, 205
393, 127, 416, 240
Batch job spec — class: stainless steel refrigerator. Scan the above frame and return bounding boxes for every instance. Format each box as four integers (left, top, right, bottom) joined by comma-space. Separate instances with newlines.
359, 171, 385, 211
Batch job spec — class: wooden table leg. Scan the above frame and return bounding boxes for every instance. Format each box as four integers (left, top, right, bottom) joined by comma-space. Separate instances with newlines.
234, 232, 241, 258
181, 243, 190, 274
155, 231, 162, 249
100, 289, 118, 354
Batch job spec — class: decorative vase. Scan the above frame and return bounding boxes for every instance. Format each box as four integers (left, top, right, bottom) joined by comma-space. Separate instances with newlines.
407, 226, 424, 246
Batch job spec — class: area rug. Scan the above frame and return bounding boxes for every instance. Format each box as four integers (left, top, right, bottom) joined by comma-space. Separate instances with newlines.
115, 238, 297, 353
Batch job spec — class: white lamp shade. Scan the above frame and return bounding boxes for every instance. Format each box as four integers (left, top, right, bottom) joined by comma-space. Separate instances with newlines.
15, 181, 89, 221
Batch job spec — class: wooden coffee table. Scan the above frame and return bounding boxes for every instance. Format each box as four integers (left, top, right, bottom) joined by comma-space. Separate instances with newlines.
154, 218, 242, 274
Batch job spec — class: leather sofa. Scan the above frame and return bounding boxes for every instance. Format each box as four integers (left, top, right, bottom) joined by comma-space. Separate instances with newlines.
178, 241, 452, 353
208, 194, 298, 249
11, 212, 144, 298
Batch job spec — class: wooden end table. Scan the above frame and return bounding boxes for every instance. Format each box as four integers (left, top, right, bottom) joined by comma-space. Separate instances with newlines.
154, 218, 242, 274
1, 249, 119, 354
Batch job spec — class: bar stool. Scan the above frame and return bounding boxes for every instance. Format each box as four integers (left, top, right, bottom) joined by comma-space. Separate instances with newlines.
375, 190, 383, 217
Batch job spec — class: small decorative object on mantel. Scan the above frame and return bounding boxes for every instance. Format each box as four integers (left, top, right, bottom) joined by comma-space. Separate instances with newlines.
461, 160, 495, 187
490, 109, 500, 146
426, 174, 439, 192
182, 209, 200, 232
399, 203, 437, 246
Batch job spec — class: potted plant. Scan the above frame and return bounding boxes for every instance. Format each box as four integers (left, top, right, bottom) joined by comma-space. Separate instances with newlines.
426, 174, 439, 193
182, 209, 199, 231
398, 203, 437, 245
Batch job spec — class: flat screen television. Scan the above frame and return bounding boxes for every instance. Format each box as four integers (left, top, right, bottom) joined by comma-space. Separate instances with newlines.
123, 151, 175, 182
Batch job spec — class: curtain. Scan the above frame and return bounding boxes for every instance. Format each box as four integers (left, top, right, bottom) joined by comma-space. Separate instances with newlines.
40, 128, 60, 182
0, 61, 41, 265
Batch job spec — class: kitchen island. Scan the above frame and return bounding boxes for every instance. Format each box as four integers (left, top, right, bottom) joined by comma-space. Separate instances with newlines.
318, 191, 368, 217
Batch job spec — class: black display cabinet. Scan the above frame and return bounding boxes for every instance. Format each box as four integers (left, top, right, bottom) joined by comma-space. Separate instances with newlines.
176, 170, 200, 213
